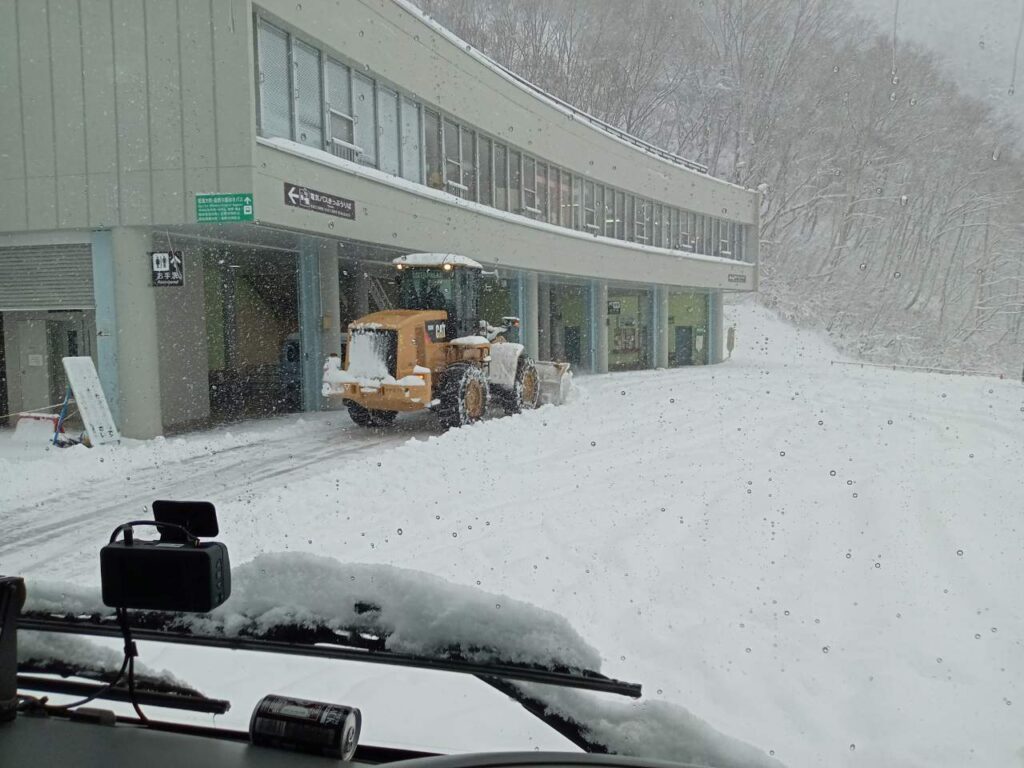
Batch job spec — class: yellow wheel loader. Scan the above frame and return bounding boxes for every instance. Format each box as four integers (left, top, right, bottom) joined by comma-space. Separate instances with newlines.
322, 253, 572, 429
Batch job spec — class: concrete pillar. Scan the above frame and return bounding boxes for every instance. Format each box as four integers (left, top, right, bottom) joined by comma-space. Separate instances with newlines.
320, 248, 341, 358
298, 237, 324, 412
654, 285, 670, 369
537, 279, 551, 361
110, 227, 162, 438
707, 291, 724, 364
91, 230, 120, 426
523, 272, 539, 360
591, 280, 608, 374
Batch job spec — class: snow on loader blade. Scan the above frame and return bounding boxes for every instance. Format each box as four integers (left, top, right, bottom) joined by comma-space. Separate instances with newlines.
534, 361, 573, 405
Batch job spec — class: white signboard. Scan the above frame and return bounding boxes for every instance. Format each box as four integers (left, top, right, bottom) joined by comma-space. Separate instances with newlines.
62, 356, 120, 445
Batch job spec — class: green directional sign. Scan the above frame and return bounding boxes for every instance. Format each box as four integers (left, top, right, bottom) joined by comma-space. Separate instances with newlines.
196, 193, 255, 223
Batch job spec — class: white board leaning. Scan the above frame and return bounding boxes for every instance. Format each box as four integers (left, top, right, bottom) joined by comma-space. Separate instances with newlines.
62, 356, 120, 445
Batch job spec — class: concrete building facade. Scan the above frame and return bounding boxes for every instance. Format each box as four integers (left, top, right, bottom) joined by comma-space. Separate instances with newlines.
0, 0, 758, 437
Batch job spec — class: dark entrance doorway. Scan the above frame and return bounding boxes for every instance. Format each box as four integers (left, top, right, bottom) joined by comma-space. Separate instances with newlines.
674, 326, 694, 366
204, 249, 301, 422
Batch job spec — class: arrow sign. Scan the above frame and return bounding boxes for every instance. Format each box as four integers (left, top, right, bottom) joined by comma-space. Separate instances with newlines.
283, 182, 355, 220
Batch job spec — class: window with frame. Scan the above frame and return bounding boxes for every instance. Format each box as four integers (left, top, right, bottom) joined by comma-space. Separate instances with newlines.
443, 118, 465, 195
352, 71, 376, 166
377, 85, 400, 175
522, 156, 538, 214
614, 191, 625, 239
560, 172, 571, 227
548, 167, 560, 224
494, 143, 508, 210
594, 186, 605, 235
509, 150, 522, 213
463, 129, 477, 201
292, 39, 322, 148
399, 96, 421, 183
326, 59, 355, 159
635, 198, 648, 243
424, 109, 442, 189
652, 204, 662, 247
478, 137, 493, 207
536, 163, 548, 222
572, 177, 582, 229
257, 20, 291, 140
604, 187, 616, 238
584, 181, 597, 231
625, 195, 635, 240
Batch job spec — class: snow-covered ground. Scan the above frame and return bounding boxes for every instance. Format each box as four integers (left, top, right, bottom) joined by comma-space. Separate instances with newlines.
3, 299, 1024, 767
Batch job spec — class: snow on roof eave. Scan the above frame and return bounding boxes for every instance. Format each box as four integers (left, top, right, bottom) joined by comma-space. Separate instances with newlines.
390, 0, 755, 195
393, 252, 484, 269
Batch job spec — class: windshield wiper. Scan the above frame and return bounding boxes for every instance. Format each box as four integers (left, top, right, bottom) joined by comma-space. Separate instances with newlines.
19, 612, 642, 699
16, 673, 229, 715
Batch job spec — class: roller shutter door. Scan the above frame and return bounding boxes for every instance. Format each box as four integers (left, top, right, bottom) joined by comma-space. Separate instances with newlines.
0, 245, 94, 311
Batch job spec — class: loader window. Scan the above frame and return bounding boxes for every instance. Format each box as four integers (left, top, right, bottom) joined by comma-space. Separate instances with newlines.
399, 269, 455, 313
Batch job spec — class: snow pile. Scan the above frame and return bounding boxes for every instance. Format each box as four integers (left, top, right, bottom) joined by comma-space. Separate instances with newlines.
450, 336, 491, 346
519, 684, 781, 768
18, 631, 190, 690
345, 331, 392, 380
393, 253, 483, 269
25, 553, 601, 672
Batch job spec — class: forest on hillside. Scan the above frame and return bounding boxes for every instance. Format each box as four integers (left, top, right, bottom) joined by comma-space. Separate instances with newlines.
417, 0, 1024, 374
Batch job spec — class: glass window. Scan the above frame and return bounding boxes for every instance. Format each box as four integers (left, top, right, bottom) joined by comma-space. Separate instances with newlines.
594, 186, 605, 234
257, 21, 290, 139
572, 177, 582, 229
509, 150, 522, 213
604, 187, 616, 238
399, 96, 421, 183
292, 39, 322, 148
377, 86, 400, 175
548, 167, 560, 224
652, 204, 662, 247
663, 207, 672, 248
643, 201, 653, 244
478, 137, 493, 207
352, 71, 376, 166
424, 109, 442, 189
565, 169, 573, 227
443, 118, 462, 194
615, 191, 625, 239
494, 143, 508, 210
584, 181, 596, 230
537, 163, 548, 221
326, 60, 354, 158
625, 196, 635, 241
463, 128, 477, 201
522, 156, 537, 213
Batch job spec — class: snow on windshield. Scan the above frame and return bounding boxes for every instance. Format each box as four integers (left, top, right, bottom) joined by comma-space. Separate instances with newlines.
26, 553, 601, 672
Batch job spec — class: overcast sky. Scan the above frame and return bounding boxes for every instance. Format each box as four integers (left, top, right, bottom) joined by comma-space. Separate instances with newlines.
852, 0, 1024, 132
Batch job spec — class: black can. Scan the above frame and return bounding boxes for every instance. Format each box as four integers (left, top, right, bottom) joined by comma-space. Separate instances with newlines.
250, 694, 361, 760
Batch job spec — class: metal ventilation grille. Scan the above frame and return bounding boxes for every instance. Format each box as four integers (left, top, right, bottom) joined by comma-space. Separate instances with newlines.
0, 245, 94, 311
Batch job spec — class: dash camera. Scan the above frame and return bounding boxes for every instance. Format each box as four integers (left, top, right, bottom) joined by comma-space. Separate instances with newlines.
100, 500, 230, 613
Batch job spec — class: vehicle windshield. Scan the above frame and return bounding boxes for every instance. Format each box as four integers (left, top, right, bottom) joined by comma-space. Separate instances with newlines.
3, 1, 1023, 766
399, 269, 455, 312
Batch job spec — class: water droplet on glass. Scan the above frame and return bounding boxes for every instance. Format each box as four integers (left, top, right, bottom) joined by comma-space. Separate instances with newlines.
396, 528, 403, 535
745, 647, 751, 653
822, 646, 830, 654
859, 262, 867, 270
845, 553, 852, 559
957, 549, 963, 556
849, 744, 856, 752
779, 451, 786, 456
830, 470, 837, 476
894, 271, 902, 279
874, 562, 881, 569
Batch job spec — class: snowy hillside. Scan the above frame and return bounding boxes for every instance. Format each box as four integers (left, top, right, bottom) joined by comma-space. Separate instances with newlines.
3, 300, 1024, 766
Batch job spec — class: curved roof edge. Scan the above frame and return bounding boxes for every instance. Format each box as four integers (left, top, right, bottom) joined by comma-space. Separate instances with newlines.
393, 0, 738, 184
394, 252, 484, 269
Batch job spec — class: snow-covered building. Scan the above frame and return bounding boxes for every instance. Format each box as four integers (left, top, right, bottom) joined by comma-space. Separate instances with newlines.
0, 0, 759, 438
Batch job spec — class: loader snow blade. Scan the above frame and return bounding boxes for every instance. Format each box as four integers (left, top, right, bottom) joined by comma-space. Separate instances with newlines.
534, 361, 573, 405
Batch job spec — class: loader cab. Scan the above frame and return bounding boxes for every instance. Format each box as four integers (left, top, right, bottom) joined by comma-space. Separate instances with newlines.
395, 257, 481, 340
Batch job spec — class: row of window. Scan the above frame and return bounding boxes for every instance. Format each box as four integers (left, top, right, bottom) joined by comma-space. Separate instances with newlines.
255, 16, 748, 261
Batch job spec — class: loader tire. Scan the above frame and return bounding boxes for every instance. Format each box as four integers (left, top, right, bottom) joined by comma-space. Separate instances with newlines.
436, 363, 490, 429
500, 357, 541, 414
346, 401, 398, 428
